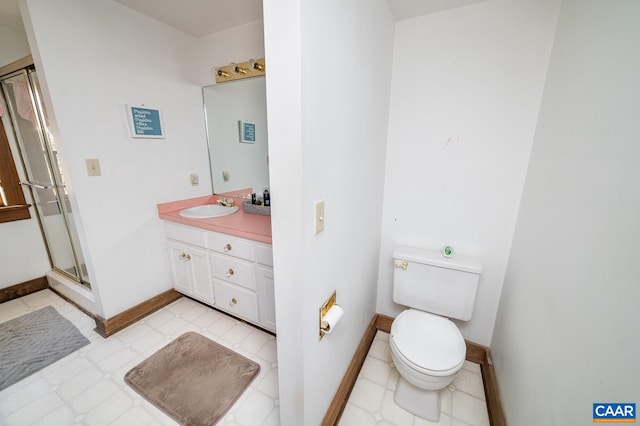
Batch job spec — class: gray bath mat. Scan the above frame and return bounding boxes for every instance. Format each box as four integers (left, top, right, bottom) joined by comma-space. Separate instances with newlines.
0, 305, 90, 390
125, 332, 260, 425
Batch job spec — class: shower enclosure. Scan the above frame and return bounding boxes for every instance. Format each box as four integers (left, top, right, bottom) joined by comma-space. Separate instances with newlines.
1, 65, 90, 288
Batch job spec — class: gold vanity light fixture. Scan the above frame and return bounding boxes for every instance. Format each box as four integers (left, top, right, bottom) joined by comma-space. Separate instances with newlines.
233, 64, 248, 75
214, 58, 265, 83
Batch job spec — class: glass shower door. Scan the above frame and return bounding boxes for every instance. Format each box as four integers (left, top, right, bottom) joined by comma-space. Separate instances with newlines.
1, 68, 90, 287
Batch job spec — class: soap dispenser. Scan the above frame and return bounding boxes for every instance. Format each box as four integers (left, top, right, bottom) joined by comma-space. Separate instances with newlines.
263, 189, 270, 207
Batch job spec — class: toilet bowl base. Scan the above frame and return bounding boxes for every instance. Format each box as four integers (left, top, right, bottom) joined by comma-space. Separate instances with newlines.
394, 377, 441, 422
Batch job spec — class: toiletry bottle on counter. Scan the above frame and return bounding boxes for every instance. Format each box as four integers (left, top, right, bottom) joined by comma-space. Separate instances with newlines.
263, 189, 270, 207
251, 193, 256, 205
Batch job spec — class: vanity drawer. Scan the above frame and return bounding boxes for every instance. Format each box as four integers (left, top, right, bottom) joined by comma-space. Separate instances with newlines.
255, 243, 273, 267
208, 232, 254, 261
213, 279, 259, 323
210, 253, 256, 291
164, 222, 208, 248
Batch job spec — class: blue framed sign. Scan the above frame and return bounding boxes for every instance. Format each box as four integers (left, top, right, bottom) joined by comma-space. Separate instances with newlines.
239, 120, 256, 144
126, 105, 164, 139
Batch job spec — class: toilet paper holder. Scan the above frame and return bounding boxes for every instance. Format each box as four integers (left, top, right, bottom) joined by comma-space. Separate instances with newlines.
319, 290, 338, 340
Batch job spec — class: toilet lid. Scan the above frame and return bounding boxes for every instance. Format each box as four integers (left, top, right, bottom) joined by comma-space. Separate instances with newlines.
391, 310, 466, 372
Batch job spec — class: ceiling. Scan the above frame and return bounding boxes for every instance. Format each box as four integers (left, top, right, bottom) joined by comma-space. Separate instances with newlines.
0, 0, 491, 38
111, 0, 263, 38
388, 0, 490, 20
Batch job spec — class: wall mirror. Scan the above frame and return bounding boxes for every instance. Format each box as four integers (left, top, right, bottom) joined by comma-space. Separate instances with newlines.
203, 76, 269, 195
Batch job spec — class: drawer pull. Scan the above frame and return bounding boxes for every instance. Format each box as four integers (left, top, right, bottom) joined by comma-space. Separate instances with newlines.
179, 252, 191, 261
229, 298, 237, 307
226, 268, 234, 277
223, 243, 232, 252
393, 260, 408, 270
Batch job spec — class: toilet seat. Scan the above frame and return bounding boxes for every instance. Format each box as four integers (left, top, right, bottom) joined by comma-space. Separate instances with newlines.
390, 310, 466, 375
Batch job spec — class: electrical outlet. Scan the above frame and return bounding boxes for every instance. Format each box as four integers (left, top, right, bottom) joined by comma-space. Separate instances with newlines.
314, 200, 324, 235
85, 159, 101, 176
190, 173, 199, 186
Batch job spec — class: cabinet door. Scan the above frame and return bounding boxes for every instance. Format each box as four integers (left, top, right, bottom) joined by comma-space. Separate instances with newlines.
257, 267, 276, 332
189, 246, 214, 304
167, 241, 192, 295
255, 243, 273, 267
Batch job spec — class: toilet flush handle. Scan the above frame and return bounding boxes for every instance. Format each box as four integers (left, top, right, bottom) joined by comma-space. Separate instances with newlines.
393, 259, 408, 270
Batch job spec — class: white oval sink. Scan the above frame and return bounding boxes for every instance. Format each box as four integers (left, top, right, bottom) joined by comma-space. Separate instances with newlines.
179, 204, 239, 218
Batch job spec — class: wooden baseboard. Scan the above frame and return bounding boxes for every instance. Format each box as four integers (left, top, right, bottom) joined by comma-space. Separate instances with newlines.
479, 345, 506, 426
375, 313, 394, 333
0, 276, 48, 304
322, 314, 379, 426
462, 339, 505, 425
48, 286, 97, 321
323, 313, 506, 426
94, 289, 182, 337
1, 279, 181, 340
465, 339, 488, 364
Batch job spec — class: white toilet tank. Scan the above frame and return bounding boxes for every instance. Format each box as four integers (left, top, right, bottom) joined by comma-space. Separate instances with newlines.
393, 245, 483, 321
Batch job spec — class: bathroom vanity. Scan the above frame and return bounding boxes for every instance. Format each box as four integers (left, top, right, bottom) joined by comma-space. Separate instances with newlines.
158, 195, 275, 333
157, 73, 274, 332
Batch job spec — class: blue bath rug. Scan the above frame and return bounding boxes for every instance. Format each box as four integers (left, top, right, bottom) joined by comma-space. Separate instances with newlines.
0, 305, 90, 390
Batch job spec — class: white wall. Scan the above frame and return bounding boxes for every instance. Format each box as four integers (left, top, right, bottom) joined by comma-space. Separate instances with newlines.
0, 199, 50, 288
0, 24, 30, 65
491, 1, 640, 424
376, 0, 560, 345
21, 0, 211, 317
263, 1, 304, 422
0, 23, 50, 289
264, 0, 395, 423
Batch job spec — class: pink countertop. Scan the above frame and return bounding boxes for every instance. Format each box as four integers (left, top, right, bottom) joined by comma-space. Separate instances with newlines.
157, 194, 272, 244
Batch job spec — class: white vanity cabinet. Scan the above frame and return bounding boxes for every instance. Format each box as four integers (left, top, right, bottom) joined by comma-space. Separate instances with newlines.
166, 241, 213, 304
255, 243, 276, 332
208, 232, 275, 333
164, 224, 214, 305
163, 222, 275, 333
257, 266, 276, 331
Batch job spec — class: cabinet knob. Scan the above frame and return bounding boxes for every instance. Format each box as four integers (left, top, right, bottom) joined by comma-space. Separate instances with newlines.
229, 298, 237, 307
226, 268, 234, 277
223, 243, 232, 252
180, 252, 191, 261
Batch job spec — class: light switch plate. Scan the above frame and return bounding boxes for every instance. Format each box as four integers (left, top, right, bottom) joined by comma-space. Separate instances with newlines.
314, 200, 324, 235
190, 173, 199, 186
85, 159, 101, 176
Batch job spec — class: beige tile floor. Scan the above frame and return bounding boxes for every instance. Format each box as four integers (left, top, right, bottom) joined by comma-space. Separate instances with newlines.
339, 332, 490, 426
0, 290, 489, 425
0, 290, 278, 426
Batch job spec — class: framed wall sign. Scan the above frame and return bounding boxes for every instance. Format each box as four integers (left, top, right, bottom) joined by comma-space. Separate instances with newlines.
126, 105, 165, 139
239, 120, 256, 143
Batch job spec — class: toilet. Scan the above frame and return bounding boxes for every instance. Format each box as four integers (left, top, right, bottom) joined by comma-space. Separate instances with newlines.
390, 245, 482, 421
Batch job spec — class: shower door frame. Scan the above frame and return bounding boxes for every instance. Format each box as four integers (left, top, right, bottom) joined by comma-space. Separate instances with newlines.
0, 65, 90, 288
